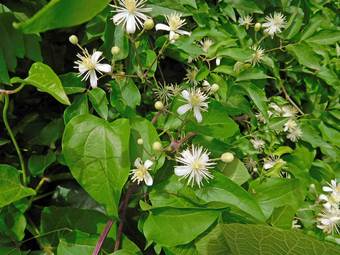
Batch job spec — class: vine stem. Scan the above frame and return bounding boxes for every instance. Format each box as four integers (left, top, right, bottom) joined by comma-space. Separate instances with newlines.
92, 219, 114, 255
2, 94, 27, 185
278, 80, 304, 115
114, 183, 136, 251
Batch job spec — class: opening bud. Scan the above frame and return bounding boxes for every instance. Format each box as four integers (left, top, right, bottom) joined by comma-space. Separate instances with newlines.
221, 152, 234, 163
144, 19, 154, 30
152, 141, 162, 152
69, 35, 79, 45
211, 83, 219, 93
254, 23, 262, 32
111, 46, 120, 55
154, 101, 164, 111
137, 138, 144, 145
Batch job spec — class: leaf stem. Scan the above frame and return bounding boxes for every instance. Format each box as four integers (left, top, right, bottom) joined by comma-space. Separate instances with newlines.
2, 94, 27, 185
278, 79, 304, 115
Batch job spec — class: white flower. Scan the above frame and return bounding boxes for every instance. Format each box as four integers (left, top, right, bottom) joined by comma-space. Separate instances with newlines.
177, 88, 209, 123
250, 138, 265, 151
320, 180, 340, 209
216, 57, 221, 66
250, 45, 265, 66
130, 158, 153, 186
262, 12, 286, 38
281, 105, 298, 117
286, 126, 302, 142
155, 12, 191, 42
284, 119, 298, 132
263, 156, 286, 170
239, 15, 253, 29
317, 207, 340, 234
200, 38, 214, 53
111, 0, 151, 34
269, 102, 282, 115
174, 145, 215, 187
292, 219, 301, 229
74, 50, 112, 88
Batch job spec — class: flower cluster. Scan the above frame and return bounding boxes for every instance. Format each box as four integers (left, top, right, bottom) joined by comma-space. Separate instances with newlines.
317, 180, 340, 234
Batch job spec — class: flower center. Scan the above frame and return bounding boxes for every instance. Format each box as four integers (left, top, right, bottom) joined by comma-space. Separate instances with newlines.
136, 166, 147, 179
82, 57, 96, 70
169, 16, 182, 31
192, 160, 203, 171
190, 94, 201, 106
125, 0, 136, 12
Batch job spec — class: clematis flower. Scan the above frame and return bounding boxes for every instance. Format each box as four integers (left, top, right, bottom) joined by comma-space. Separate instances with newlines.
155, 12, 191, 43
74, 49, 112, 88
239, 15, 253, 29
111, 0, 152, 34
250, 45, 265, 66
262, 12, 286, 38
317, 207, 340, 234
177, 88, 209, 123
250, 138, 265, 151
174, 145, 215, 187
130, 158, 153, 186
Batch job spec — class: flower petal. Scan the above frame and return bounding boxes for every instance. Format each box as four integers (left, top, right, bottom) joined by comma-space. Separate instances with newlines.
155, 23, 170, 31
193, 107, 203, 122
134, 158, 142, 168
174, 166, 191, 177
144, 160, 153, 169
144, 172, 153, 186
89, 71, 98, 88
91, 51, 102, 63
96, 64, 112, 73
181, 90, 190, 100
126, 15, 136, 33
177, 29, 191, 36
177, 104, 191, 115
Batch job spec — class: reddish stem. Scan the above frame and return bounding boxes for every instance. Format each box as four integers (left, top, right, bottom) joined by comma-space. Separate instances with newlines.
92, 219, 114, 255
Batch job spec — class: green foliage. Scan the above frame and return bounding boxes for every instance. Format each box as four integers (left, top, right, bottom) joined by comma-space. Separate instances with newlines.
0, 0, 339, 254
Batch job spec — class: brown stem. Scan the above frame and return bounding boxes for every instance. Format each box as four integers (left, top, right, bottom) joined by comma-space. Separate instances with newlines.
279, 80, 304, 115
170, 132, 196, 151
92, 219, 114, 255
152, 111, 162, 124
114, 184, 136, 251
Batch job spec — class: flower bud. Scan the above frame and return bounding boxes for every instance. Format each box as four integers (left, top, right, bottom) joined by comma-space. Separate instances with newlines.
216, 57, 221, 66
69, 35, 79, 45
152, 141, 162, 152
154, 101, 164, 111
254, 23, 262, 32
144, 19, 154, 30
137, 138, 144, 145
221, 152, 234, 163
211, 83, 219, 93
111, 46, 120, 55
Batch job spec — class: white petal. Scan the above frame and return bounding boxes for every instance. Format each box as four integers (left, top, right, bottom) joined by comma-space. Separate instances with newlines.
323, 186, 333, 192
319, 194, 328, 201
126, 15, 136, 34
181, 90, 190, 100
177, 104, 191, 115
144, 160, 153, 169
96, 64, 112, 73
91, 51, 102, 63
89, 71, 98, 88
155, 23, 170, 31
144, 172, 153, 186
177, 29, 191, 36
174, 166, 191, 177
193, 107, 203, 122
134, 158, 142, 168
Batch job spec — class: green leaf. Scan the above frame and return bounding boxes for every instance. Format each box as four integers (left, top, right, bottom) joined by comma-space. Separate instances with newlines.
57, 232, 97, 255
130, 117, 164, 169
28, 151, 56, 177
143, 208, 219, 247
120, 79, 141, 109
250, 178, 305, 219
59, 72, 86, 95
0, 164, 35, 208
0, 205, 27, 241
306, 30, 340, 45
239, 82, 269, 119
187, 101, 239, 140
286, 43, 321, 70
12, 62, 70, 105
270, 205, 296, 229
16, 0, 111, 33
196, 223, 340, 255
88, 87, 109, 120
220, 158, 250, 185
40, 206, 113, 246
64, 94, 89, 124
236, 69, 271, 82
194, 172, 265, 222
62, 115, 130, 217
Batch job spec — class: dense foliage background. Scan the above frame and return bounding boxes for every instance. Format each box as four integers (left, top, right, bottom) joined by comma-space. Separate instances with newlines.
0, 0, 339, 254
